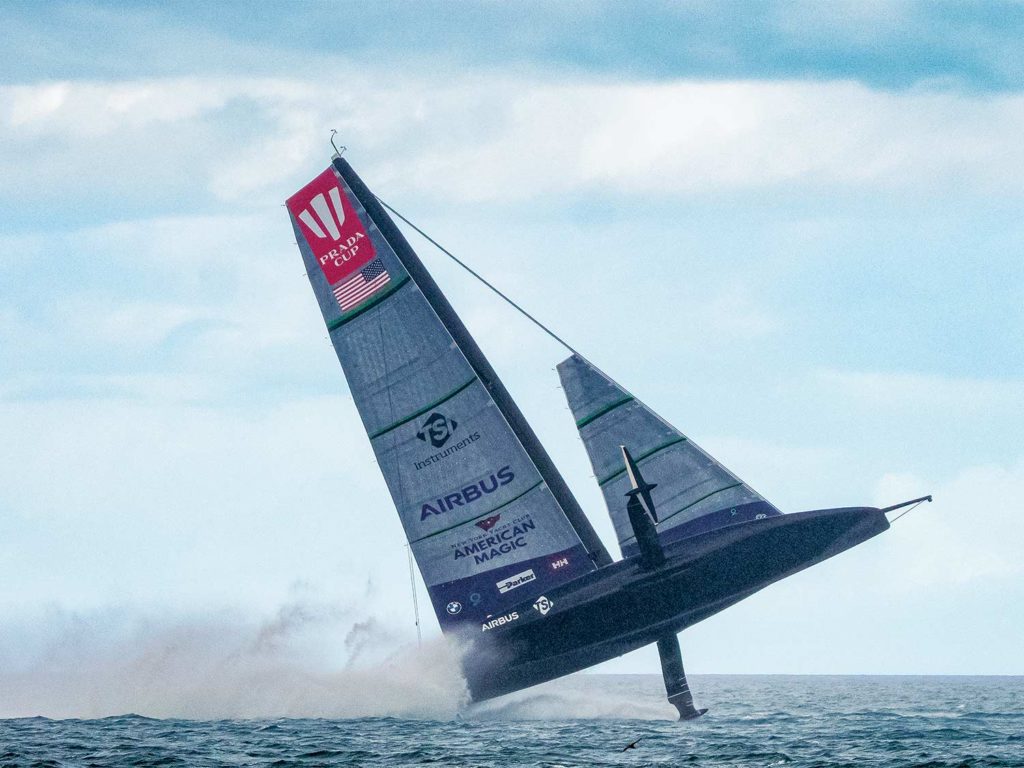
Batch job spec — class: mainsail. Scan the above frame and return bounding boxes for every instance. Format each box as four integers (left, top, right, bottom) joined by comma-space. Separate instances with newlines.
557, 354, 781, 557
286, 161, 611, 631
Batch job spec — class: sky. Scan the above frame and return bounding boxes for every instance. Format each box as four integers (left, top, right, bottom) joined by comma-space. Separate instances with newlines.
0, 1, 1022, 714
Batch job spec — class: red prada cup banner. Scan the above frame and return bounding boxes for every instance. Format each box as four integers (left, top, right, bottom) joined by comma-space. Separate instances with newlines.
286, 167, 377, 284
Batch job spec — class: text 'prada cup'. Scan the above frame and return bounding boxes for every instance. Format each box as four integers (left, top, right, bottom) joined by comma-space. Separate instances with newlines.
285, 167, 376, 284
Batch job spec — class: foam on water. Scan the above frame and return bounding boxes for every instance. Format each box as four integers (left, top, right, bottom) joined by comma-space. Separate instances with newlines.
3, 601, 1022, 768
0, 599, 683, 722
467, 675, 677, 721
0, 600, 470, 720
1, 677, 1021, 767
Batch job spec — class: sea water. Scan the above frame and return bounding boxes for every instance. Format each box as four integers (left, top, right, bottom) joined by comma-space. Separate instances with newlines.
1, 675, 1021, 766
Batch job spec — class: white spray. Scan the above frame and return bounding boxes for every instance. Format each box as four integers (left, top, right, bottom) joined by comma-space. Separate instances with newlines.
0, 599, 470, 720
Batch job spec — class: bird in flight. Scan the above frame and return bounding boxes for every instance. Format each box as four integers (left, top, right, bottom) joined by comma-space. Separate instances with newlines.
621, 737, 642, 752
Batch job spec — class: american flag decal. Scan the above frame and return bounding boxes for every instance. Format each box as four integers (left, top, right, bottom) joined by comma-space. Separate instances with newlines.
332, 258, 391, 311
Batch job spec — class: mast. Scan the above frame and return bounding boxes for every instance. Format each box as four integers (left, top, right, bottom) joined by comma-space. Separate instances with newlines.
333, 157, 612, 568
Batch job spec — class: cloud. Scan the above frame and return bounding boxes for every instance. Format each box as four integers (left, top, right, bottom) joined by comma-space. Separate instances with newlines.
4, 2, 1023, 90
0, 393, 407, 613
358, 78, 1024, 202
3, 75, 1024, 218
871, 459, 1024, 588
1, 28, 1021, 679
696, 436, 846, 510
0, 210, 332, 401
653, 455, 1024, 675
818, 369, 1024, 416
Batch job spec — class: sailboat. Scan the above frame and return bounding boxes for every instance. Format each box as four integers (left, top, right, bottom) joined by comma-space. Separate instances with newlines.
285, 153, 929, 719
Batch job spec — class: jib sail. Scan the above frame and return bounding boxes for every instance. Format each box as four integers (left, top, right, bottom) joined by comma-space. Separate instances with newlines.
557, 354, 781, 557
286, 161, 610, 632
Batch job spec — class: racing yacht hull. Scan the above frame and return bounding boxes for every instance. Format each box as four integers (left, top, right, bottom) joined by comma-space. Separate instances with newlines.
464, 506, 889, 700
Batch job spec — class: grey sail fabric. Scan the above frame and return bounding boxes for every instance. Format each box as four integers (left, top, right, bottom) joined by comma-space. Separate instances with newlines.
287, 166, 596, 631
557, 354, 781, 557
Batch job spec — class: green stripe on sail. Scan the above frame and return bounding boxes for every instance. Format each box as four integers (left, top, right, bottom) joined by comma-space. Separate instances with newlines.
656, 482, 745, 527
575, 395, 634, 429
597, 436, 687, 486
410, 481, 544, 544
369, 377, 477, 439
621, 482, 746, 543
327, 274, 411, 331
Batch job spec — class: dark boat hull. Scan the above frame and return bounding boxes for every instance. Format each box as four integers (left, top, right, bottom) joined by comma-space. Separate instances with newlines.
463, 506, 889, 700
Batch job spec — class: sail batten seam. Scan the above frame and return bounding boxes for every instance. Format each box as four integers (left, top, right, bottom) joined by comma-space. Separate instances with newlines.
575, 395, 635, 429
327, 275, 411, 331
619, 482, 747, 543
661, 481, 745, 522
597, 436, 688, 486
410, 481, 545, 544
369, 377, 477, 439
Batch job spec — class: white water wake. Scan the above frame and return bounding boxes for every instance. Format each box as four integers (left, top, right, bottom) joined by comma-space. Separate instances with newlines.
0, 600, 469, 720
1, 600, 683, 721
466, 674, 676, 721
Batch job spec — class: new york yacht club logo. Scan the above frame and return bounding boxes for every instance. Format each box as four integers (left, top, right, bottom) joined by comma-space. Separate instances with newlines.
476, 514, 501, 532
